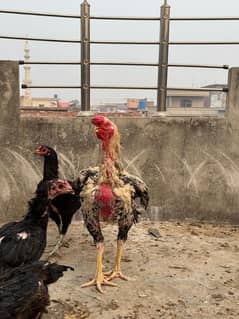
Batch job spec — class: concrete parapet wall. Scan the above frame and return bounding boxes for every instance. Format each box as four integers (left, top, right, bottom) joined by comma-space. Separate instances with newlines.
1, 62, 239, 223
0, 61, 19, 144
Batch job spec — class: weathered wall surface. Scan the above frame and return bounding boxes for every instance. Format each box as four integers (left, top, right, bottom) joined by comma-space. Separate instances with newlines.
1, 62, 239, 223
0, 61, 19, 144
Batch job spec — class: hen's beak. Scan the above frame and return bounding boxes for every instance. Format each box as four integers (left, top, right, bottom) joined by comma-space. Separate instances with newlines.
35, 148, 41, 155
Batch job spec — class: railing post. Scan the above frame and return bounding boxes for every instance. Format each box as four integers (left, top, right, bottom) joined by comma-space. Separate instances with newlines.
81, 0, 90, 111
157, 0, 170, 112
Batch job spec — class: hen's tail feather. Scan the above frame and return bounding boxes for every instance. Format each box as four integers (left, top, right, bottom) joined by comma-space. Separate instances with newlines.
43, 262, 74, 285
0, 261, 74, 284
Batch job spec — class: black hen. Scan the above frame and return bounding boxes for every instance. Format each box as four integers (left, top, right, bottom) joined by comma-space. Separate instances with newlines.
0, 179, 74, 274
35, 145, 61, 231
0, 260, 74, 319
35, 145, 81, 256
0, 183, 50, 274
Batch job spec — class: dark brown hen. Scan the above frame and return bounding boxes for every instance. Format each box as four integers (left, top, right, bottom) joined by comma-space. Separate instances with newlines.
0, 260, 73, 319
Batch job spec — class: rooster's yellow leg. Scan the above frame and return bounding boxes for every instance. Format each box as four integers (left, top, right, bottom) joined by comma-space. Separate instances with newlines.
81, 242, 117, 293
105, 240, 129, 281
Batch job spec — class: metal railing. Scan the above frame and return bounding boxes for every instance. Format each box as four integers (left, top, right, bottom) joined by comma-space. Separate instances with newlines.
0, 0, 236, 111
19, 60, 229, 69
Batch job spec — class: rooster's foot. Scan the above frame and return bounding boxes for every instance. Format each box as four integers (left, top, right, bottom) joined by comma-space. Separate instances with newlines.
104, 270, 129, 281
81, 276, 117, 293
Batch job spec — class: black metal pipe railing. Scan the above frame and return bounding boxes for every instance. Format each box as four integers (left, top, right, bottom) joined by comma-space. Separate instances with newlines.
0, 10, 81, 19
22, 83, 228, 92
92, 40, 239, 45
92, 86, 228, 92
19, 60, 229, 69
0, 35, 80, 43
91, 16, 160, 21
19, 61, 82, 65
21, 84, 82, 89
167, 87, 228, 92
3, 35, 239, 46
90, 40, 160, 45
92, 16, 239, 21
168, 64, 229, 69
170, 17, 239, 21
11, 0, 234, 112
170, 41, 239, 45
2, 9, 239, 21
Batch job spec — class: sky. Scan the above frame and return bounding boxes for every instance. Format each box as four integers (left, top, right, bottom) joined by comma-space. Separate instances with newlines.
0, 0, 239, 105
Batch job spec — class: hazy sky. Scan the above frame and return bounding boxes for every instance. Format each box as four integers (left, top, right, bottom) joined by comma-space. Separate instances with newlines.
0, 0, 239, 105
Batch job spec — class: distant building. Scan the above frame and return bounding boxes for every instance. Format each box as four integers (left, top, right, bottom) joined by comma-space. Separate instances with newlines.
203, 84, 227, 109
127, 98, 154, 111
92, 102, 128, 113
20, 96, 59, 108
165, 85, 226, 109
127, 98, 139, 110
58, 102, 70, 108
166, 90, 208, 108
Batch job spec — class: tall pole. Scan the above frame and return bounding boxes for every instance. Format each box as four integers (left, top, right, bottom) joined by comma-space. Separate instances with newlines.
157, 1, 170, 111
81, 0, 90, 111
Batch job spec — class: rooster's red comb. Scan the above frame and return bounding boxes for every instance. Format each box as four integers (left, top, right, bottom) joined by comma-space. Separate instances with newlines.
91, 115, 107, 126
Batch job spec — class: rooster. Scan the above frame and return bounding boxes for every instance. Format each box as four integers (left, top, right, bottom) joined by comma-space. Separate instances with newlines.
35, 145, 81, 256
78, 115, 149, 293
0, 260, 73, 319
0, 179, 73, 274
